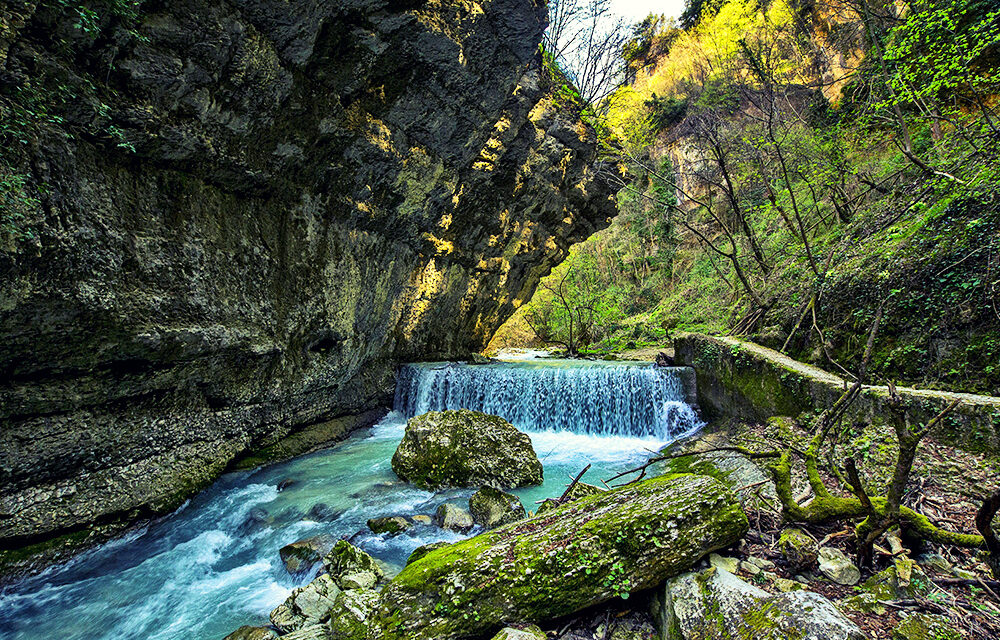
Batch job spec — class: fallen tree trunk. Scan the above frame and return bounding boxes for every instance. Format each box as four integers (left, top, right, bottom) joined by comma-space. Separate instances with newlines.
375, 474, 748, 640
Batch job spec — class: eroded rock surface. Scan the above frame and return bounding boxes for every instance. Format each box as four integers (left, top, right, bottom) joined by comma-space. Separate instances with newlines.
0, 0, 617, 560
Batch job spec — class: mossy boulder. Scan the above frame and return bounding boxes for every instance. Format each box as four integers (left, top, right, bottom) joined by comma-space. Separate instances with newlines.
469, 486, 527, 529
535, 482, 607, 515
391, 410, 543, 489
893, 613, 961, 640
656, 431, 778, 507
652, 566, 866, 640
374, 473, 748, 640
778, 527, 818, 571
861, 561, 931, 600
368, 516, 412, 536
323, 540, 385, 586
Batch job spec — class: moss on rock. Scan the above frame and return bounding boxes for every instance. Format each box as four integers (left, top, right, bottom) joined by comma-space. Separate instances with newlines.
391, 410, 543, 489
375, 473, 748, 640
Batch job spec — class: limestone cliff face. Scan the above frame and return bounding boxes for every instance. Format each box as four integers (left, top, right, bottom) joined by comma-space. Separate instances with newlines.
0, 0, 618, 552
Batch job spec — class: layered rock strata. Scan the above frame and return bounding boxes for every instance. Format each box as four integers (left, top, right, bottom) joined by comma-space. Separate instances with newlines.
0, 0, 618, 557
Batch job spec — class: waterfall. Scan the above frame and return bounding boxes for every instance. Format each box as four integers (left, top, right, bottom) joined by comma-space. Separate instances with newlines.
394, 360, 702, 440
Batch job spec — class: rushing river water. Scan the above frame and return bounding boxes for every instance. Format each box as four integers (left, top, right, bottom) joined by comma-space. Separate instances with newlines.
0, 359, 702, 640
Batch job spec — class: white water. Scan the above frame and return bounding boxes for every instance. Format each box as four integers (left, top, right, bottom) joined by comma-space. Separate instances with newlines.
395, 360, 701, 439
0, 359, 702, 640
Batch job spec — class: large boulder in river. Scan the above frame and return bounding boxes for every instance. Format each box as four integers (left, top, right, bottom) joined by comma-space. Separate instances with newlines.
391, 410, 543, 489
651, 567, 867, 639
374, 473, 748, 639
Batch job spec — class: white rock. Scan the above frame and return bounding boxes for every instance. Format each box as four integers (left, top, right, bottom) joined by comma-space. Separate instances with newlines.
818, 547, 861, 586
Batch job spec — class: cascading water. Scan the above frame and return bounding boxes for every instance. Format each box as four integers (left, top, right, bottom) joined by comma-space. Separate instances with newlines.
395, 360, 701, 440
0, 356, 703, 640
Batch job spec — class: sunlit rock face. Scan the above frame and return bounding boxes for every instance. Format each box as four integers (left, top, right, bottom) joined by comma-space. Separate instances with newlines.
0, 0, 618, 551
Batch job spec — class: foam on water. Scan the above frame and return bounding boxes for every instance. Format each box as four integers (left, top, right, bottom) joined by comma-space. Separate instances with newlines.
0, 360, 703, 640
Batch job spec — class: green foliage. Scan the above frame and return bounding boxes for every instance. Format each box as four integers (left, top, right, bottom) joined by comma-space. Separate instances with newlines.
882, 0, 1000, 110
645, 94, 688, 131
52, 0, 147, 40
0, 167, 39, 240
497, 0, 1000, 394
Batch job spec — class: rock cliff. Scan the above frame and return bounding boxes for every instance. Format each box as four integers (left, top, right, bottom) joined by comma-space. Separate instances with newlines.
0, 0, 618, 558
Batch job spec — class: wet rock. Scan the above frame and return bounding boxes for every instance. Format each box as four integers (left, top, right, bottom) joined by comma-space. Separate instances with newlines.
375, 473, 747, 639
436, 503, 474, 532
277, 478, 296, 492
467, 353, 492, 365
492, 625, 546, 640
778, 528, 818, 571
238, 507, 273, 534
305, 503, 342, 522
893, 612, 961, 640
279, 533, 336, 575
406, 542, 452, 566
270, 574, 341, 633
367, 516, 412, 536
411, 515, 434, 526
818, 547, 861, 585
223, 626, 278, 640
652, 566, 866, 640
469, 486, 526, 528
323, 540, 385, 586
391, 410, 543, 489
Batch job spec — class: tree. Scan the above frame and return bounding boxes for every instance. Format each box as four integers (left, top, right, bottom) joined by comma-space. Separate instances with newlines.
542, 0, 631, 105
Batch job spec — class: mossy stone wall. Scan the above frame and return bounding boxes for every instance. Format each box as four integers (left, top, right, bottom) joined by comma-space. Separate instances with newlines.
674, 333, 1000, 453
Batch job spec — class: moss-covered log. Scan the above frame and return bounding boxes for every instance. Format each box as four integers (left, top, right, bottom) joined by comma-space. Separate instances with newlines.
375, 473, 748, 640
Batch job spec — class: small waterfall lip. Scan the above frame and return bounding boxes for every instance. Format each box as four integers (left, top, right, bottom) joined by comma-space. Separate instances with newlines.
394, 359, 703, 441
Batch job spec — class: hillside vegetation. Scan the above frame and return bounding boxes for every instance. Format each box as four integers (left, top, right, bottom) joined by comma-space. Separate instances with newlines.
491, 0, 1000, 396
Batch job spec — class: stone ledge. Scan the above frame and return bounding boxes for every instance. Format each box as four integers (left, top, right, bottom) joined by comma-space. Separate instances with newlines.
674, 333, 1000, 453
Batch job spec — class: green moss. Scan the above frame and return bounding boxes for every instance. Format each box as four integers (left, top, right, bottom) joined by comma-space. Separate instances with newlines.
0, 528, 93, 573
893, 612, 962, 640
377, 473, 748, 640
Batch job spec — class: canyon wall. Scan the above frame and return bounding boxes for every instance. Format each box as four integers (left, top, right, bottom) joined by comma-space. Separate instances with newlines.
0, 0, 618, 558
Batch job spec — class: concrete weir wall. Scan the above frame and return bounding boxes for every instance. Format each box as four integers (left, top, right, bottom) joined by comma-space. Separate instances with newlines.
673, 333, 1000, 453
